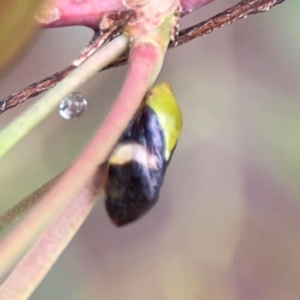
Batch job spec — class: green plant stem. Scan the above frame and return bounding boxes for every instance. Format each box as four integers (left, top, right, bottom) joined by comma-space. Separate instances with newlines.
0, 40, 165, 291
0, 166, 106, 300
0, 35, 130, 278
0, 173, 63, 231
0, 35, 129, 158
0, 9, 175, 298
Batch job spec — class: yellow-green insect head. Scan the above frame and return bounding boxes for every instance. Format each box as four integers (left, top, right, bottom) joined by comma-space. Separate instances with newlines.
145, 82, 183, 160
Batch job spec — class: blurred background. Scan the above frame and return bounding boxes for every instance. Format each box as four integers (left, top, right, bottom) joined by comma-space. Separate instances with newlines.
0, 0, 299, 299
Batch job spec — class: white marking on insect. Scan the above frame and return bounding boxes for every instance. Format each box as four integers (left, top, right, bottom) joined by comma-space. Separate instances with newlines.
109, 142, 158, 169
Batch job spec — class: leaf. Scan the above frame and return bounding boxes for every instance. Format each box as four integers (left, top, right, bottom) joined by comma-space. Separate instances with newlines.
0, 0, 44, 72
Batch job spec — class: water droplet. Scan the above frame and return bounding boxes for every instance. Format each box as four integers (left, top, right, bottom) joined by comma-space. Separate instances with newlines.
58, 92, 87, 120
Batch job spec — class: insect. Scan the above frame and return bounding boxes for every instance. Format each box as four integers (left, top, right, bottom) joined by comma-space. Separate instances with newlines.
105, 82, 183, 226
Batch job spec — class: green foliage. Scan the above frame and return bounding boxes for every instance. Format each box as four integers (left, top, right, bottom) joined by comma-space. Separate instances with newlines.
0, 0, 44, 72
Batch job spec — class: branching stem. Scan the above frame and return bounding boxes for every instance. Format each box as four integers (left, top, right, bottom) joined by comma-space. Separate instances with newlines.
0, 0, 285, 114
0, 34, 129, 277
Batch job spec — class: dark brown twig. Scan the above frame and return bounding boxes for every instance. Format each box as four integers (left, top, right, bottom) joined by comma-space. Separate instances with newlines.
0, 0, 285, 114
172, 0, 285, 47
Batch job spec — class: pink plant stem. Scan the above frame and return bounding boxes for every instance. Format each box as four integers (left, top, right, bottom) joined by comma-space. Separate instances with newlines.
37, 0, 215, 28
0, 167, 106, 300
180, 0, 215, 14
0, 41, 164, 296
0, 35, 130, 275
38, 0, 126, 28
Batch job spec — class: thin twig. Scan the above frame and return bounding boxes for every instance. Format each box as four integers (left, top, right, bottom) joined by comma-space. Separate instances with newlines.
172, 0, 285, 47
